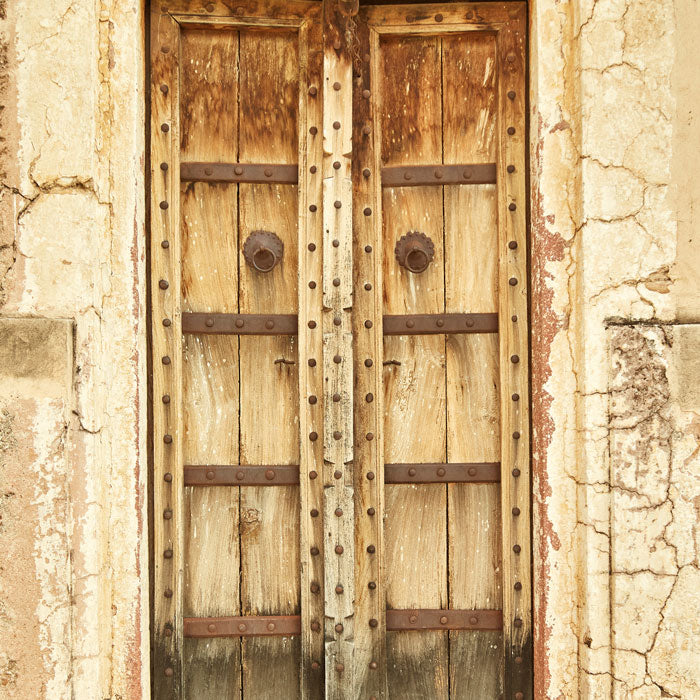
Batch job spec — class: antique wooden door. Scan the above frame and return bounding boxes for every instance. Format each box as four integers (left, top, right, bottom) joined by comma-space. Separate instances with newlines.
150, 2, 529, 698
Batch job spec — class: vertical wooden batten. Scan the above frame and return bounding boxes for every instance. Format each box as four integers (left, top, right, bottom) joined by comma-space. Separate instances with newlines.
496, 5, 532, 700
150, 7, 183, 697
298, 9, 326, 699
321, 2, 355, 697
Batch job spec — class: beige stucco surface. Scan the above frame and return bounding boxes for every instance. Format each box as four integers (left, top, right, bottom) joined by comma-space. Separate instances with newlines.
0, 0, 697, 698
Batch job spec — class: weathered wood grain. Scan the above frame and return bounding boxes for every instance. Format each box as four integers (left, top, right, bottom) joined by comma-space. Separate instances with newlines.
379, 34, 448, 700
442, 30, 504, 699
238, 27, 301, 698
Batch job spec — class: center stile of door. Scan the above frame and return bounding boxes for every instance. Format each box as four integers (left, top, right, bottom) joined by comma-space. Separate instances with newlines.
149, 2, 530, 699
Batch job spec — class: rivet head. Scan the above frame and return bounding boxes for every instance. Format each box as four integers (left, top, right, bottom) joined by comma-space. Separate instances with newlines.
509, 240, 518, 250
311, 621, 320, 631
308, 358, 317, 367
512, 393, 520, 401
366, 393, 374, 403
369, 618, 378, 628
362, 125, 371, 135
161, 123, 169, 132
310, 165, 317, 174
334, 354, 342, 363
365, 245, 372, 253
308, 85, 318, 96
508, 90, 516, 100
335, 623, 344, 633
363, 168, 371, 178
515, 582, 522, 590
265, 469, 275, 481
310, 509, 319, 518
365, 320, 373, 329
369, 660, 378, 669
466, 317, 475, 327
509, 202, 517, 212
436, 318, 444, 327
205, 167, 213, 176
470, 616, 478, 625
311, 661, 320, 670
435, 13, 443, 21
468, 467, 477, 477
308, 321, 317, 329
164, 549, 173, 558
159, 200, 169, 210
513, 544, 522, 553
368, 581, 377, 590
162, 355, 171, 365
335, 545, 344, 554
333, 277, 341, 287
367, 545, 375, 554
463, 170, 473, 180
206, 470, 215, 480
334, 470, 342, 479
164, 625, 173, 636
366, 471, 375, 481
363, 89, 371, 98
333, 121, 341, 130
335, 663, 344, 673
333, 160, 341, 169
409, 615, 417, 623
332, 393, 341, 402
336, 584, 344, 594
265, 320, 274, 330
311, 546, 319, 555
205, 2, 214, 11
163, 509, 172, 519
367, 507, 375, 515
440, 616, 448, 625
164, 667, 174, 677
509, 277, 518, 286
164, 472, 172, 482
163, 434, 172, 444
508, 126, 516, 135
309, 467, 318, 477
513, 431, 521, 439
236, 471, 245, 480
264, 168, 272, 177
515, 656, 523, 664
364, 207, 372, 216
160, 84, 168, 94
234, 165, 243, 175
404, 171, 412, 181
310, 582, 320, 593
513, 467, 521, 477
238, 623, 247, 632
507, 53, 516, 63
161, 240, 169, 249
364, 358, 373, 367
267, 622, 275, 631
164, 588, 173, 598
333, 431, 342, 440
310, 126, 318, 135
435, 168, 443, 179
333, 239, 340, 247
334, 200, 342, 209
514, 618, 523, 628
333, 81, 341, 91
437, 467, 446, 477
205, 318, 214, 327
208, 623, 216, 632
235, 318, 244, 328
507, 164, 516, 173
512, 507, 521, 516
364, 283, 372, 291
309, 395, 317, 405
159, 278, 169, 289
160, 162, 168, 171
515, 693, 524, 700
406, 319, 415, 328
366, 432, 374, 441
408, 468, 416, 476
512, 315, 518, 322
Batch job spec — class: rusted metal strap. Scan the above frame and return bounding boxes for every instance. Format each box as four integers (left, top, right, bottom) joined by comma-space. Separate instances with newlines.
180, 162, 298, 185
184, 465, 299, 486
184, 615, 301, 638
383, 313, 498, 336
182, 313, 298, 335
385, 463, 500, 484
382, 163, 497, 187
386, 609, 502, 632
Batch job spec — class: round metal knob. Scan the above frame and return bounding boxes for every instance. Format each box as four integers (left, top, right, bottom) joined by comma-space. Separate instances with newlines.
395, 231, 435, 274
243, 230, 284, 273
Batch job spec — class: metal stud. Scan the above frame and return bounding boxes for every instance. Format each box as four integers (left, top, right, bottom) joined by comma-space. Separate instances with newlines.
513, 431, 521, 440
164, 667, 174, 677
364, 283, 372, 291
311, 509, 319, 517
159, 279, 169, 289
160, 162, 168, 171
311, 661, 320, 671
309, 469, 318, 479
440, 616, 448, 625
367, 545, 375, 554
161, 123, 169, 133
363, 168, 371, 178
164, 473, 172, 482
334, 354, 342, 363
311, 621, 321, 631
334, 200, 342, 209
265, 469, 275, 481
509, 203, 517, 211
308, 321, 317, 329
507, 164, 516, 173
335, 508, 343, 517
512, 506, 521, 516
507, 126, 516, 135
335, 663, 344, 673
310, 126, 318, 135
162, 394, 170, 404
362, 125, 371, 135
512, 315, 518, 322
164, 588, 173, 598
162, 356, 171, 365
364, 320, 372, 328
309, 204, 317, 212
309, 432, 318, 442
364, 207, 372, 216
311, 582, 320, 593
365, 245, 372, 253
437, 467, 446, 477
164, 549, 173, 558
308, 242, 316, 251
336, 585, 344, 594
163, 434, 172, 444
333, 393, 341, 402
515, 582, 522, 590
333, 121, 341, 130
435, 13, 443, 21
334, 470, 342, 479
515, 693, 524, 700
163, 509, 172, 519
513, 544, 521, 553
333, 430, 342, 440
368, 581, 376, 590
335, 623, 344, 633
335, 545, 344, 554
309, 85, 318, 96
508, 90, 516, 100
333, 81, 341, 91
160, 84, 168, 94
369, 619, 378, 628
205, 318, 214, 328
235, 319, 244, 328
367, 507, 375, 515
366, 432, 374, 441
509, 240, 518, 250
309, 281, 316, 289
333, 239, 340, 247
364, 358, 373, 367
514, 618, 523, 628
310, 165, 317, 174
509, 277, 518, 286
363, 89, 370, 98
513, 468, 521, 477
512, 393, 520, 401
161, 240, 169, 249
333, 278, 341, 287
367, 472, 375, 480
309, 395, 318, 404
308, 358, 317, 367
333, 160, 341, 169
311, 546, 319, 555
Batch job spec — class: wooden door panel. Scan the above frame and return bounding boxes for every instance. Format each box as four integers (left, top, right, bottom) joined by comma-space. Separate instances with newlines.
150, 3, 530, 698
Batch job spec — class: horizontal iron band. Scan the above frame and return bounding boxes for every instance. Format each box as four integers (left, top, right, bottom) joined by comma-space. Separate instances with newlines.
385, 462, 500, 484
382, 163, 497, 187
386, 609, 502, 632
185, 465, 299, 486
180, 162, 298, 184
383, 313, 498, 335
182, 313, 298, 335
184, 615, 301, 638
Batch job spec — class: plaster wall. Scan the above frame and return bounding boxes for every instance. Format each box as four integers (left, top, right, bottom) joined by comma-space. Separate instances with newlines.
0, 0, 697, 698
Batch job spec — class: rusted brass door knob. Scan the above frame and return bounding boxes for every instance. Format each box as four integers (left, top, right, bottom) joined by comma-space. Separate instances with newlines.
243, 230, 284, 273
395, 231, 435, 274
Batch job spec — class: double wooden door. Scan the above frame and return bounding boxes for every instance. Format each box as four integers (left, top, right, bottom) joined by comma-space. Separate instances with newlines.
150, 2, 530, 698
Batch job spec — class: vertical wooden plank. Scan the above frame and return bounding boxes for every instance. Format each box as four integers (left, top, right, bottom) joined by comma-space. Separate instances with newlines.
497, 6, 532, 700
151, 7, 183, 698
238, 27, 302, 699
442, 31, 504, 699
353, 17, 388, 700
321, 3, 354, 697
178, 27, 242, 699
297, 12, 326, 700
378, 34, 448, 700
